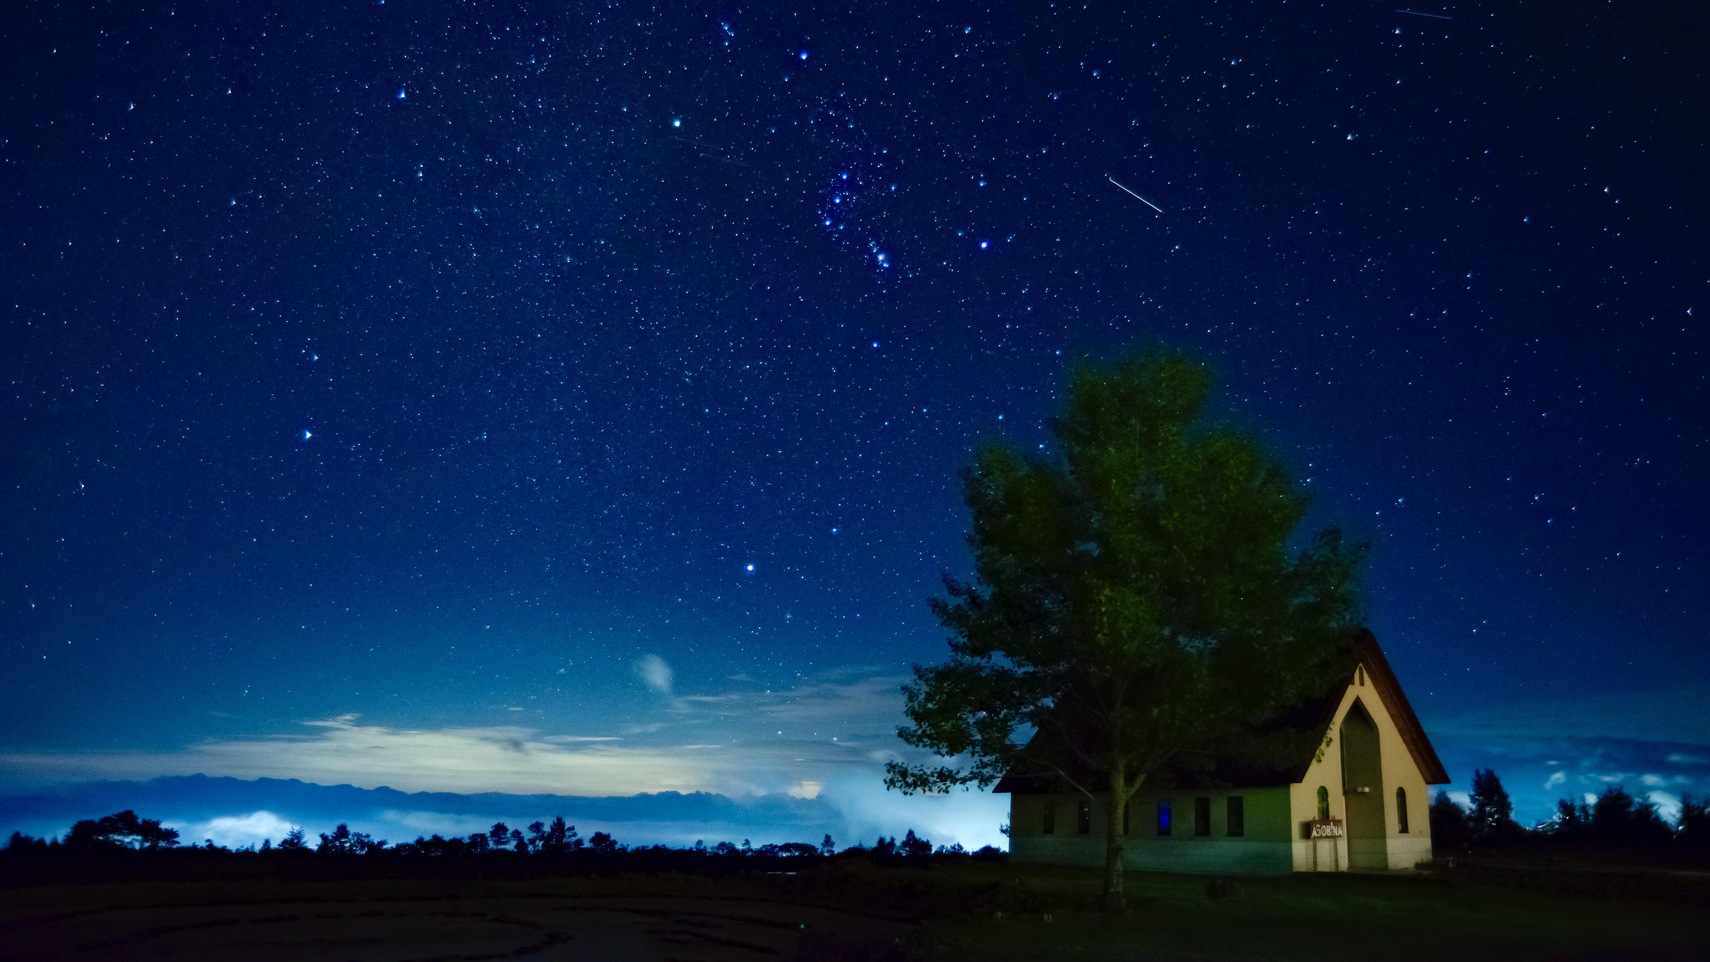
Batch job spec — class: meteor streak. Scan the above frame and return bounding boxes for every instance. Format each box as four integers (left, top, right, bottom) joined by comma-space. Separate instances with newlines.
1108, 176, 1163, 213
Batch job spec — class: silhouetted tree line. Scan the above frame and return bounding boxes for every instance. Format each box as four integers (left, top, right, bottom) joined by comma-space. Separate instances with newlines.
1428, 768, 1710, 862
16, 810, 185, 853
5, 813, 1000, 868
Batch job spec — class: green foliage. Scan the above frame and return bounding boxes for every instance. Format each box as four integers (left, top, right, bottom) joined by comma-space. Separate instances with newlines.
888, 348, 1364, 796
887, 347, 1365, 909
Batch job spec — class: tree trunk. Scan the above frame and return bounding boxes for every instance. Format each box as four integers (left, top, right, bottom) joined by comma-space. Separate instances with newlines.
1101, 767, 1131, 913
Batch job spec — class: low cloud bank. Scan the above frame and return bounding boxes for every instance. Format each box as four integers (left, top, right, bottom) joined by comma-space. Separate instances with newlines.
0, 668, 1006, 851
0, 774, 1007, 853
1425, 686, 1710, 827
8, 676, 1704, 844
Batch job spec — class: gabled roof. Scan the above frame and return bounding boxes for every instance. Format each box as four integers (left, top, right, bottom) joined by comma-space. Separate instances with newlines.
993, 628, 1449, 793
1342, 628, 1449, 784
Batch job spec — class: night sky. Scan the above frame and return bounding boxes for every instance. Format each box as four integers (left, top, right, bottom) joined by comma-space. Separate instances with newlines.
4, 2, 1708, 848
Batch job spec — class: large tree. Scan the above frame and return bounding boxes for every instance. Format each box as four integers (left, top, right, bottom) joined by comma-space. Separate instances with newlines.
886, 348, 1366, 910
1468, 768, 1519, 844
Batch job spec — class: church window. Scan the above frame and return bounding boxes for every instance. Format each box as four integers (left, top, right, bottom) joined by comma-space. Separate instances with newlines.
1157, 798, 1173, 836
1194, 797, 1212, 836
1077, 799, 1092, 835
1042, 801, 1056, 835
1227, 796, 1245, 837
1397, 787, 1409, 834
1316, 785, 1330, 821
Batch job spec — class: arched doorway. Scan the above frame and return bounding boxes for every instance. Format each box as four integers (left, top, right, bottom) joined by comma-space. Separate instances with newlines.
1340, 698, 1387, 869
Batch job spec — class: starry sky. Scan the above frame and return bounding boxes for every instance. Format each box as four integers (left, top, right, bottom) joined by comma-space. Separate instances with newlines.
4, 1, 1708, 847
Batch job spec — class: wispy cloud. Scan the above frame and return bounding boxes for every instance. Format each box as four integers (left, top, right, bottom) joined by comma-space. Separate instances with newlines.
1647, 791, 1684, 824
0, 718, 722, 796
0, 670, 934, 807
0, 669, 1006, 850
634, 654, 674, 696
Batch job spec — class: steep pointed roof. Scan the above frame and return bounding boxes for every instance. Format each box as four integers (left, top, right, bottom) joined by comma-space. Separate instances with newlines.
1338, 627, 1449, 784
993, 628, 1448, 793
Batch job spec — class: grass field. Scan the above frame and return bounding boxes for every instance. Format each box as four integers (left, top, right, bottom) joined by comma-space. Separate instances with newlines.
2, 857, 1704, 960
915, 861, 1709, 961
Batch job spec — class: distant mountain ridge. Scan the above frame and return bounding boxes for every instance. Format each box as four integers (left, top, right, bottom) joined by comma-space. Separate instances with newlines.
0, 774, 838, 848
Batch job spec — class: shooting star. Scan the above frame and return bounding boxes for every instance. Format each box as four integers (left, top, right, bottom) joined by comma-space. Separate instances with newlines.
1395, 8, 1452, 19
695, 152, 756, 170
1108, 176, 1163, 214
669, 135, 756, 169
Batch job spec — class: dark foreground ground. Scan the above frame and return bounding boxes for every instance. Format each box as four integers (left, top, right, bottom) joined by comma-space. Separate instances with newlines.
3, 856, 1706, 961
